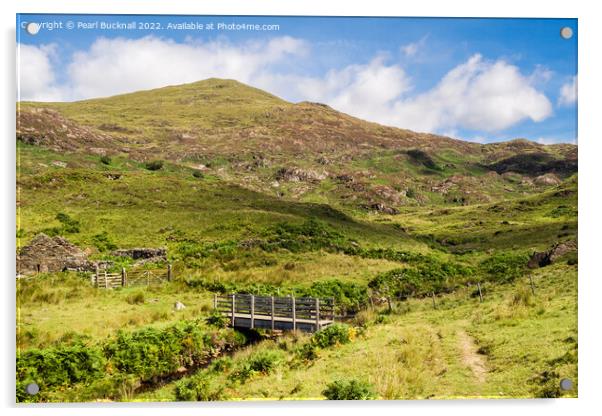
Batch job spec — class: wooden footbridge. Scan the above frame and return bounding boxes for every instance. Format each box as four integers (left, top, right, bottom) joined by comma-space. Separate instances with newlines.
214, 294, 335, 333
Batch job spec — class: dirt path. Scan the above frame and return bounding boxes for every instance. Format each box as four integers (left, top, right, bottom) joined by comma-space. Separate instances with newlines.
457, 330, 487, 383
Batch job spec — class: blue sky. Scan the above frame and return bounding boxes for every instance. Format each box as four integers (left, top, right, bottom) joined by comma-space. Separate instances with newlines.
17, 14, 577, 144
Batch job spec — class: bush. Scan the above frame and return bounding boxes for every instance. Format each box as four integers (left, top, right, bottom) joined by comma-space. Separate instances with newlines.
229, 349, 284, 383
192, 170, 204, 179
175, 373, 225, 401
480, 252, 529, 284
104, 321, 244, 381
311, 324, 352, 348
92, 231, 117, 252
205, 311, 229, 328
44, 212, 81, 235
322, 379, 376, 400
299, 280, 368, 314
209, 356, 233, 373
17, 344, 106, 402
145, 160, 164, 171
100, 155, 112, 165
247, 349, 284, 374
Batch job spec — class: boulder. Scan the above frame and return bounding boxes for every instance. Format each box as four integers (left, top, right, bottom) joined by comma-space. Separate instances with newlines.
367, 203, 399, 215
534, 173, 562, 186
275, 167, 327, 182
528, 240, 577, 268
17, 233, 93, 274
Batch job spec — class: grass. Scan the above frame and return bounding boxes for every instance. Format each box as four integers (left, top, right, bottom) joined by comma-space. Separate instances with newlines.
137, 262, 575, 401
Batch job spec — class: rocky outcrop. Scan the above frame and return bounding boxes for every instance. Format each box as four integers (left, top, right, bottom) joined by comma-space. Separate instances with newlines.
366, 203, 399, 215
17, 233, 93, 274
534, 173, 562, 186
275, 167, 327, 182
528, 240, 577, 268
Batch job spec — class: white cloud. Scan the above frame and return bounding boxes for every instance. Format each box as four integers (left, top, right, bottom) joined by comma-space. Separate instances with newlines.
395, 54, 553, 133
18, 36, 308, 101
18, 39, 553, 136
537, 137, 577, 145
400, 35, 428, 58
558, 76, 577, 106
269, 53, 553, 134
17, 43, 65, 101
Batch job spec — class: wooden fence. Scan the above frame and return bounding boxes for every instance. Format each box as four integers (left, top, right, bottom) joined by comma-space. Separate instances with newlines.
214, 294, 335, 332
91, 264, 172, 289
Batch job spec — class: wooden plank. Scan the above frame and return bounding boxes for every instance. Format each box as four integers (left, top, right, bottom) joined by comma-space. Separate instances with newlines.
251, 295, 255, 329
271, 296, 275, 331
291, 296, 297, 331
231, 294, 236, 327
315, 298, 320, 331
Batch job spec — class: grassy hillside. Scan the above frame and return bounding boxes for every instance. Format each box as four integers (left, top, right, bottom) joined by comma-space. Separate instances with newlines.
16, 78, 577, 402
18, 79, 577, 213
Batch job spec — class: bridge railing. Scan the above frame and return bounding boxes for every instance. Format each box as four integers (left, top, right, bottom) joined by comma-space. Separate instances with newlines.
214, 294, 335, 330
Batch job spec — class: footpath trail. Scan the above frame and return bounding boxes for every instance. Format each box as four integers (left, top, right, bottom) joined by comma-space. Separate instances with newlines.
457, 329, 488, 383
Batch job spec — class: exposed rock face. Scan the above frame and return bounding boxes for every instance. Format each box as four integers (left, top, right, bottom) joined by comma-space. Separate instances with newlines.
366, 203, 399, 215
111, 248, 167, 260
534, 173, 562, 186
17, 233, 92, 274
528, 240, 577, 268
275, 167, 327, 182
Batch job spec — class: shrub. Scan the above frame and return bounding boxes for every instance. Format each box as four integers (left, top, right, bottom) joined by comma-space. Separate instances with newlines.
145, 160, 164, 171
104, 321, 243, 381
205, 311, 229, 328
192, 170, 204, 179
311, 324, 351, 348
247, 349, 284, 374
300, 280, 368, 314
294, 343, 319, 364
17, 344, 106, 402
209, 356, 233, 373
100, 155, 112, 165
125, 291, 145, 305
322, 379, 376, 400
54, 212, 80, 234
480, 252, 529, 284
229, 349, 284, 383
92, 231, 117, 252
175, 373, 225, 401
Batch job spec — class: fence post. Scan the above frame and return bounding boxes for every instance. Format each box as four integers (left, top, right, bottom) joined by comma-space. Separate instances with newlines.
104, 268, 108, 289
331, 298, 335, 322
292, 296, 296, 331
94, 265, 99, 288
271, 296, 275, 331
477, 282, 483, 303
431, 292, 436, 309
213, 294, 217, 309
251, 295, 255, 329
315, 298, 321, 332
121, 267, 126, 287
528, 274, 536, 295
231, 294, 236, 327
167, 264, 172, 282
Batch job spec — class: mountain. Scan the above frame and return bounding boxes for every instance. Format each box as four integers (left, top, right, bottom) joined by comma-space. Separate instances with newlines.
17, 78, 577, 211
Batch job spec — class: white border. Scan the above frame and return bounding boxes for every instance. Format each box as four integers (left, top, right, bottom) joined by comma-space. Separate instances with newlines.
2, 1, 600, 415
